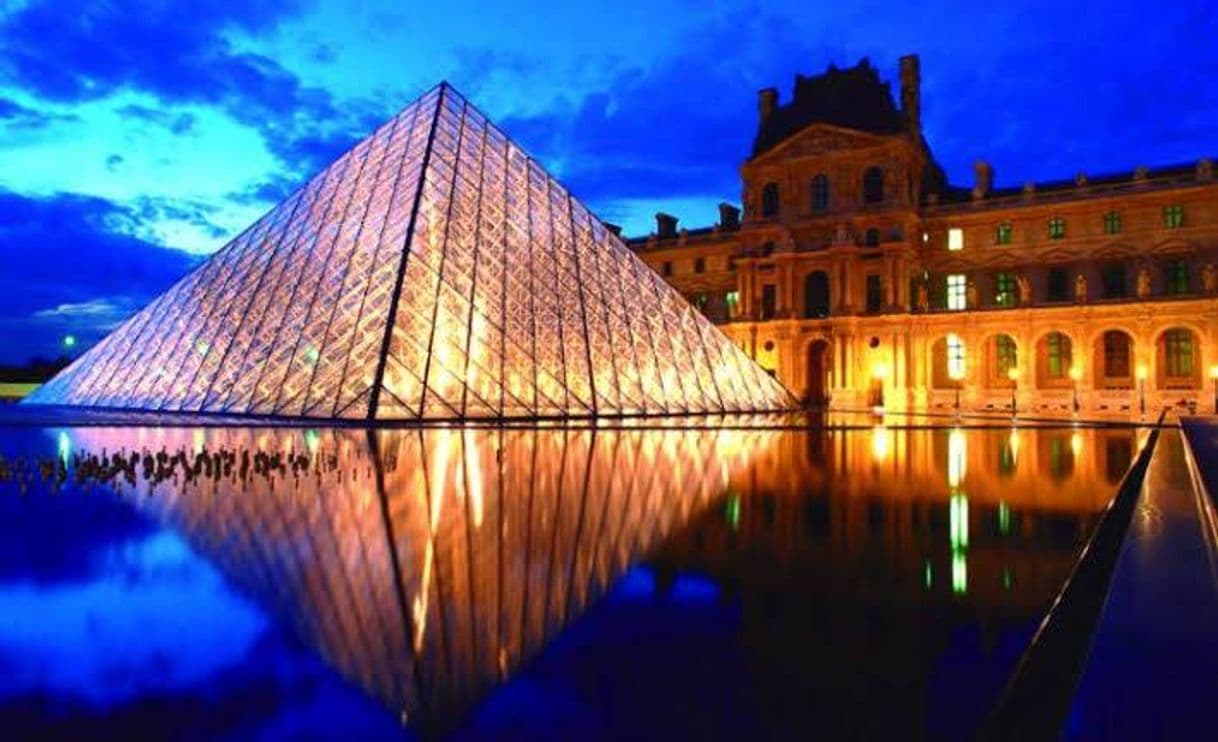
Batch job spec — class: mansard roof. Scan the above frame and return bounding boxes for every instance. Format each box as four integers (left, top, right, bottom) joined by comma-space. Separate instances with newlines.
752, 58, 907, 157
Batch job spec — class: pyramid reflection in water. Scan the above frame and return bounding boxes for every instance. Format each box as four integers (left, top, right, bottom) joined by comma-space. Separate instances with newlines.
26, 84, 791, 419
66, 424, 774, 730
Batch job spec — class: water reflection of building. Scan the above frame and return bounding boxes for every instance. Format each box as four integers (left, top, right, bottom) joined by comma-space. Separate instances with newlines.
646, 426, 1135, 736
66, 425, 771, 732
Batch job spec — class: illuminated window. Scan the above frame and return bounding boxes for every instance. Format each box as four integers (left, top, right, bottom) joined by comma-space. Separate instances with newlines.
811, 174, 829, 213
1165, 258, 1189, 295
994, 272, 1016, 307
863, 166, 885, 203
995, 335, 1017, 377
694, 257, 705, 273
946, 274, 966, 310
725, 290, 739, 316
1163, 205, 1184, 229
948, 227, 964, 251
693, 292, 709, 312
761, 182, 779, 217
1047, 267, 1070, 302
1103, 331, 1131, 378
1048, 217, 1066, 239
1045, 332, 1070, 378
1163, 328, 1193, 378
1103, 210, 1122, 234
947, 333, 965, 379
996, 222, 1013, 245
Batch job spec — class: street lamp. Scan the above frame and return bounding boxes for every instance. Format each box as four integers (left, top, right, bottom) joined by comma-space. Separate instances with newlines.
1209, 365, 1218, 415
949, 364, 965, 419
1069, 365, 1082, 415
1136, 363, 1148, 416
1007, 366, 1019, 419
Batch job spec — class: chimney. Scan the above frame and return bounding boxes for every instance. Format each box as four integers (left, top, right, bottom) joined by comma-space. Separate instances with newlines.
972, 160, 992, 200
899, 54, 921, 138
604, 222, 622, 237
655, 212, 678, 239
758, 87, 778, 122
718, 203, 741, 231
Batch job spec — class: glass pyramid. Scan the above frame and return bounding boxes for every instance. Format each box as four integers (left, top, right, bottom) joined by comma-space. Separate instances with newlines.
24, 83, 793, 420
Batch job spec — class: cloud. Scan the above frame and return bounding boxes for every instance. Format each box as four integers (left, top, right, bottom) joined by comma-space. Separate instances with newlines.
0, 0, 388, 179
0, 189, 200, 363
0, 96, 77, 130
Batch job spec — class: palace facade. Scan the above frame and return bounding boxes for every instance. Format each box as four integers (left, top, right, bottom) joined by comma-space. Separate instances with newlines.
626, 55, 1218, 416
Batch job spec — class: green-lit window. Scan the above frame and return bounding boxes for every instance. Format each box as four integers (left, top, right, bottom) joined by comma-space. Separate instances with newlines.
1103, 211, 1122, 234
996, 222, 1013, 245
693, 292, 709, 310
1165, 259, 1189, 295
1045, 331, 1071, 378
1163, 328, 1193, 378
725, 290, 739, 316
996, 335, 1017, 377
1048, 217, 1066, 240
995, 272, 1016, 307
1163, 205, 1184, 229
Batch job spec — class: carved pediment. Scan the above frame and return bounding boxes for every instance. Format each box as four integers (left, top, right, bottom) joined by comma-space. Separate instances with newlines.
751, 123, 892, 164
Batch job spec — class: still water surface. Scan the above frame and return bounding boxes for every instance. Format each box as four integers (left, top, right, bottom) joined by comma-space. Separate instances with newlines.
0, 420, 1138, 738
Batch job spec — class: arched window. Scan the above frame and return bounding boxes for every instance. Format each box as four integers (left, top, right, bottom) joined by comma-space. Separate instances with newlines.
803, 271, 830, 319
761, 182, 779, 217
811, 174, 830, 213
1037, 331, 1073, 389
863, 166, 884, 204
1097, 330, 1132, 388
1159, 328, 1195, 387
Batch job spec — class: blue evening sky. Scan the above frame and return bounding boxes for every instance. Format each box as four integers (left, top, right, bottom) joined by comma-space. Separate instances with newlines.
0, 0, 1215, 362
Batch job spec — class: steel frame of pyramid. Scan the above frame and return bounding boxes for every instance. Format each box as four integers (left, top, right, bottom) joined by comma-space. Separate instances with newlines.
25, 83, 794, 421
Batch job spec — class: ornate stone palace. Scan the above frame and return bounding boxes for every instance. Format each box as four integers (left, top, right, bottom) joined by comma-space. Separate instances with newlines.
625, 54, 1218, 416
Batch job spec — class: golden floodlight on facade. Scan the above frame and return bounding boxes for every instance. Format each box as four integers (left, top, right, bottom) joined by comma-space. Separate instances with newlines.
22, 83, 792, 421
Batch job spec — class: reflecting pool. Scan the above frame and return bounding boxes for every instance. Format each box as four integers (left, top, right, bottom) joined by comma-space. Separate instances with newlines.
0, 420, 1140, 738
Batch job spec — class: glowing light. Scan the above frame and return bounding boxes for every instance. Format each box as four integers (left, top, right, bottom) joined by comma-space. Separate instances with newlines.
726, 493, 741, 530
924, 560, 933, 589
304, 429, 320, 454
1210, 364, 1218, 380
952, 551, 968, 594
1007, 366, 1019, 382
870, 425, 891, 463
1136, 363, 1148, 381
1007, 428, 1020, 464
998, 501, 1011, 535
1071, 432, 1083, 458
872, 362, 890, 380
950, 494, 969, 550
1069, 365, 1082, 382
947, 334, 965, 380
62, 335, 76, 348
1002, 567, 1013, 591
947, 428, 967, 488
56, 431, 70, 467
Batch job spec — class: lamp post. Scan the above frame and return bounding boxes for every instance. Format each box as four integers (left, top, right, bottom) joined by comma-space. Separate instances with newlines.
1136, 363, 1148, 416
1069, 366, 1081, 415
949, 364, 965, 419
1210, 365, 1218, 415
1007, 366, 1019, 419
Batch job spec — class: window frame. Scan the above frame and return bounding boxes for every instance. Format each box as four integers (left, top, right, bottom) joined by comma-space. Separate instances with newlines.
1103, 210, 1122, 235
1048, 216, 1066, 240
994, 271, 1017, 307
1163, 205, 1184, 229
995, 222, 1013, 245
946, 274, 967, 311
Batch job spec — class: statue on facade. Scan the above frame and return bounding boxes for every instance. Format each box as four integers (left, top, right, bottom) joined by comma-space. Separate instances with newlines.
916, 281, 929, 312
1137, 266, 1152, 298
833, 223, 849, 245
1204, 263, 1218, 295
966, 280, 978, 309
1075, 273, 1087, 303
1015, 273, 1031, 306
